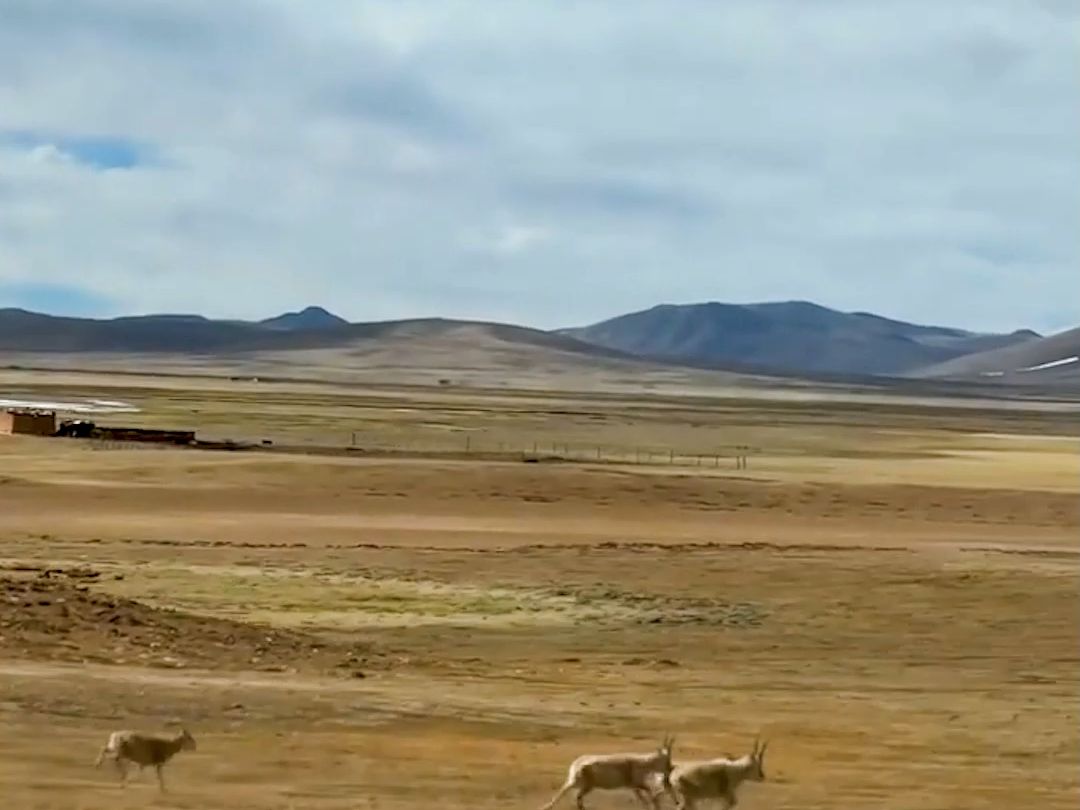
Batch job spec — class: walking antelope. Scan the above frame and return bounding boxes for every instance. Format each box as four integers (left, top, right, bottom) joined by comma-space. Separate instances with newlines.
541, 735, 676, 810
94, 728, 196, 792
663, 738, 769, 809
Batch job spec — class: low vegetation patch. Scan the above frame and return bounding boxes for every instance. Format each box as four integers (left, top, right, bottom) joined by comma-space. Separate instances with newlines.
85, 562, 770, 631
0, 568, 381, 674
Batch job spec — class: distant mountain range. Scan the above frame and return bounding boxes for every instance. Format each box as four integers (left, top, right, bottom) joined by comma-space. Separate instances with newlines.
260, 306, 349, 331
910, 326, 1080, 383
0, 306, 630, 359
1, 301, 1074, 385
560, 301, 1042, 377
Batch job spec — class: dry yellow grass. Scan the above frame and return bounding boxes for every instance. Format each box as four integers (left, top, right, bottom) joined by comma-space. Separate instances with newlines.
1, 369, 1077, 808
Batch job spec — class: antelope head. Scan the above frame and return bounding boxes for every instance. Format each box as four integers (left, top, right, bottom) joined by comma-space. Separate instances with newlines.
747, 736, 769, 781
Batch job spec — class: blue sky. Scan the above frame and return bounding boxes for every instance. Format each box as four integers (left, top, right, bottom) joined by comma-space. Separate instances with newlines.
0, 131, 147, 170
0, 0, 1077, 333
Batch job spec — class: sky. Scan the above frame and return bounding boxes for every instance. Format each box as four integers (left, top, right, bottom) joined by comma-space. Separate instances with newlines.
1, 1, 1078, 334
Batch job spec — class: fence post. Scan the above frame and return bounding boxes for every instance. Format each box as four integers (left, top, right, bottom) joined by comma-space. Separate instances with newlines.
465, 435, 471, 453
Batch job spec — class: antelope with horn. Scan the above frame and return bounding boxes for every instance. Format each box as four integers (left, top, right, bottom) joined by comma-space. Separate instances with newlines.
663, 737, 769, 810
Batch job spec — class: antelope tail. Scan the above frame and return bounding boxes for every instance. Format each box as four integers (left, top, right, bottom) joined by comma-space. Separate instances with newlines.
540, 781, 575, 810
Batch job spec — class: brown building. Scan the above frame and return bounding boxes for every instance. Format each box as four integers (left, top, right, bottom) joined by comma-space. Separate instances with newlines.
0, 409, 57, 437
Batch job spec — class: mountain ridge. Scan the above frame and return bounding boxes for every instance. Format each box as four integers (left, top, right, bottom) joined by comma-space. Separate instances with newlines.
0, 302, 1068, 384
260, 306, 349, 331
910, 326, 1080, 382
560, 300, 1043, 377
0, 306, 638, 362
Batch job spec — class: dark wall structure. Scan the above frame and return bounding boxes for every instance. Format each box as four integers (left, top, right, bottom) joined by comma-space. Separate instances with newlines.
0, 409, 57, 436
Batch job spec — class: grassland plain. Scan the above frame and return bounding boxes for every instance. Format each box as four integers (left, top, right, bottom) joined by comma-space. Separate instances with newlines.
0, 368, 1077, 809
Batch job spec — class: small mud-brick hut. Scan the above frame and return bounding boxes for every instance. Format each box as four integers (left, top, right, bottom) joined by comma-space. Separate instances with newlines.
0, 409, 57, 436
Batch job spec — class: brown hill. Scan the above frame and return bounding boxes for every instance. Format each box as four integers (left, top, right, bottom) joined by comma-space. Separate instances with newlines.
4, 306, 1068, 394
0, 308, 640, 363
911, 326, 1080, 385
0, 309, 765, 390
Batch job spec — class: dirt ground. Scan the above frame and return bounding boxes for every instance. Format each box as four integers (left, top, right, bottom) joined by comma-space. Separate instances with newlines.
0, 372, 1077, 809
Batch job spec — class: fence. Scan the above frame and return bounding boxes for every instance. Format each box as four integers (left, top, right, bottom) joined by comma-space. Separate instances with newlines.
75, 433, 760, 469
347, 431, 758, 469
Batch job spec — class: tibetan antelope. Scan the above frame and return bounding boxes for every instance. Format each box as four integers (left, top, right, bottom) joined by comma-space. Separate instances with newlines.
541, 735, 676, 810
94, 728, 196, 792
664, 737, 769, 810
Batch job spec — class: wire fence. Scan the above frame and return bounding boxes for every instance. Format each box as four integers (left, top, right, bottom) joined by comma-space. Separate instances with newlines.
347, 432, 759, 469
77, 433, 760, 470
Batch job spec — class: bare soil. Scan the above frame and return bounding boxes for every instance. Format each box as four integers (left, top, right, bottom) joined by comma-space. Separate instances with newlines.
0, 371, 1077, 809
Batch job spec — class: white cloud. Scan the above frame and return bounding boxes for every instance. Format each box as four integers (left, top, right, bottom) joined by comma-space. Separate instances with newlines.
26, 144, 73, 165
493, 224, 552, 255
462, 222, 553, 257
389, 141, 442, 174
0, 0, 1077, 332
